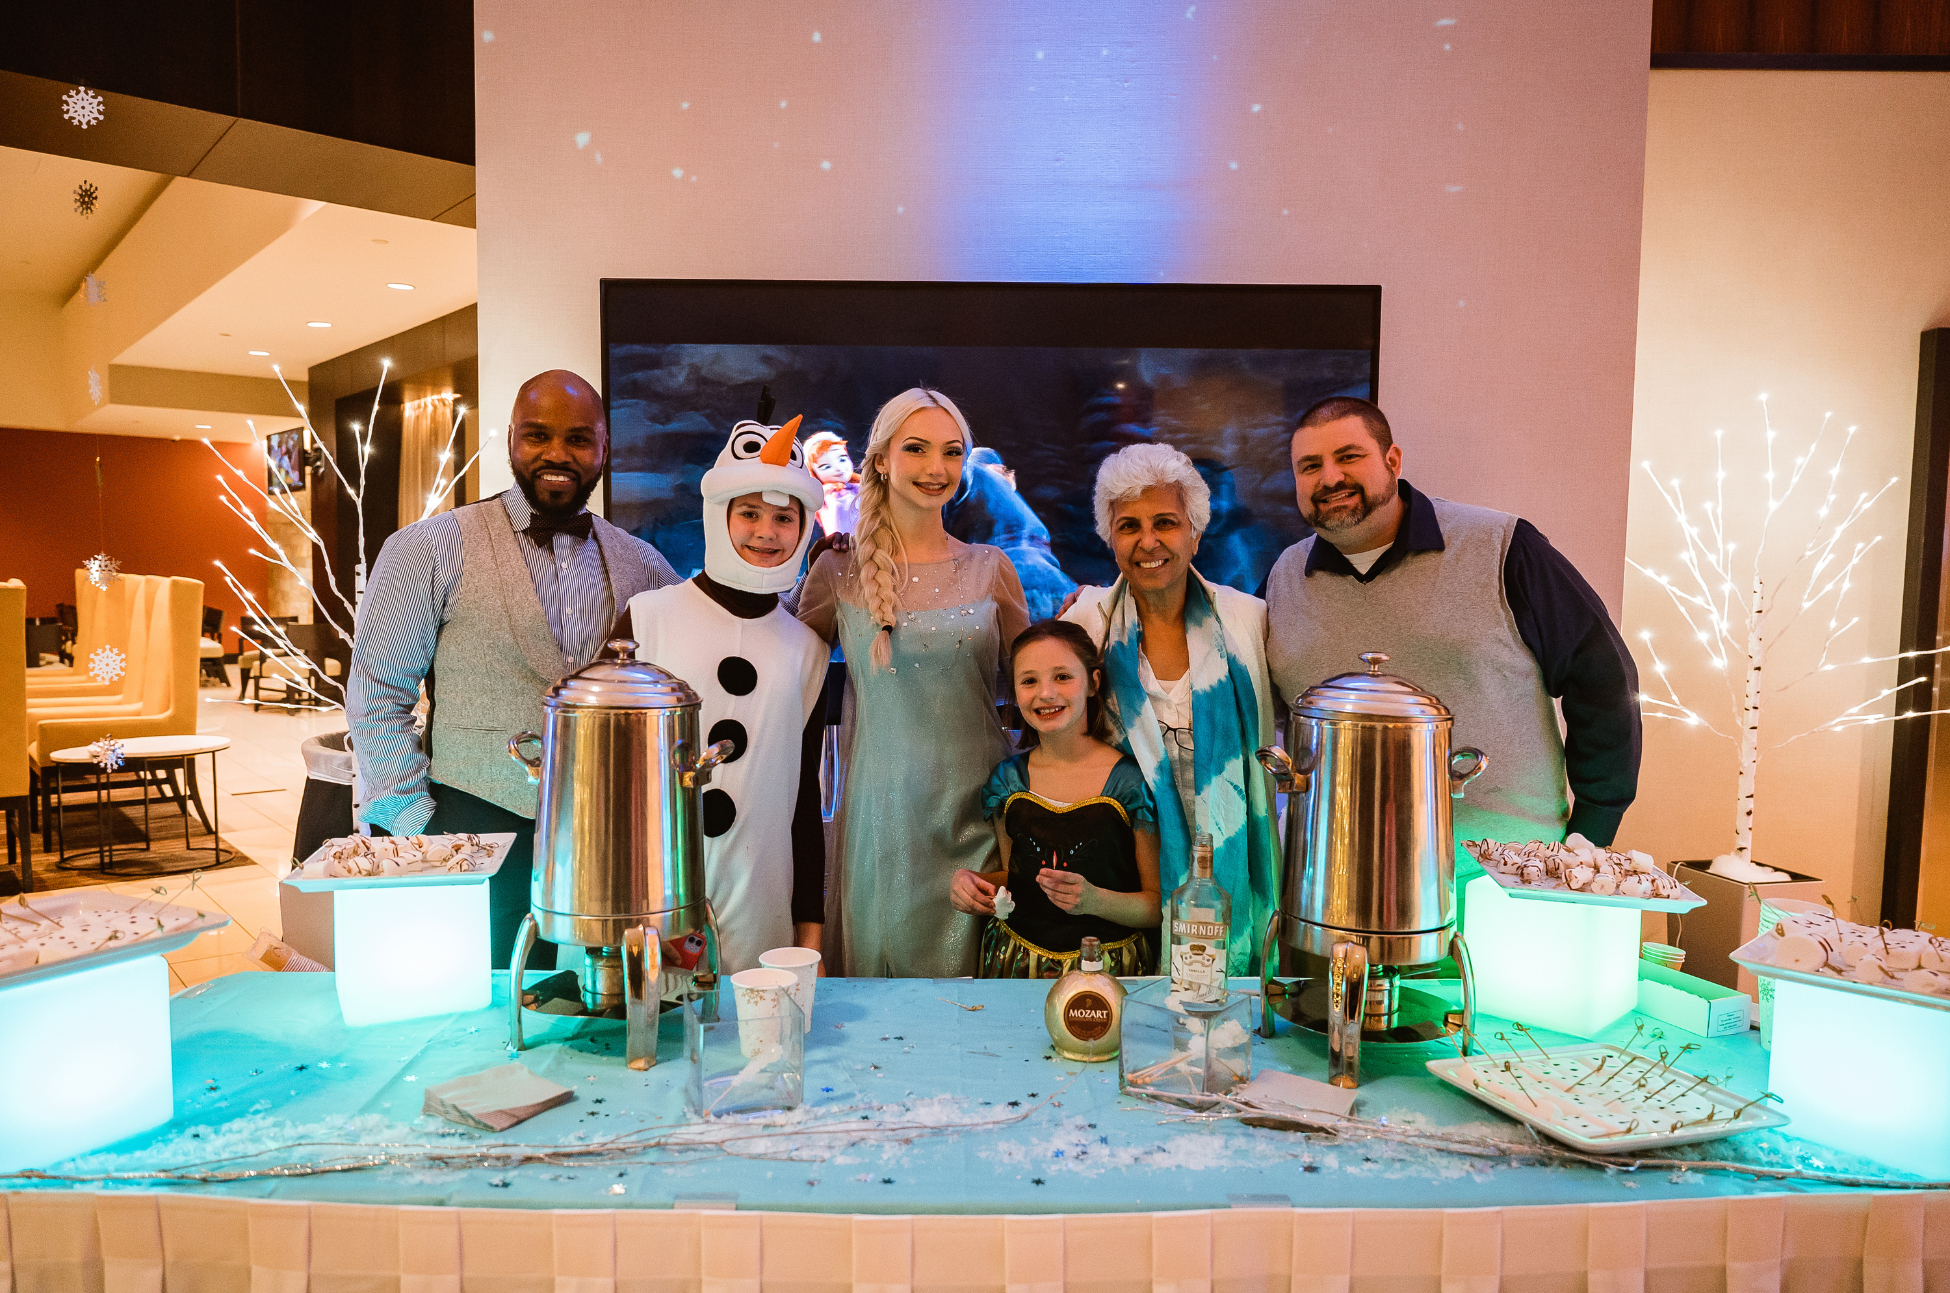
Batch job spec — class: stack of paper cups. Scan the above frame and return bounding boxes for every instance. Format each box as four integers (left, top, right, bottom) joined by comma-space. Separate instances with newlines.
759, 947, 821, 1033
1754, 897, 1832, 1050
728, 968, 798, 1059
1640, 941, 1686, 971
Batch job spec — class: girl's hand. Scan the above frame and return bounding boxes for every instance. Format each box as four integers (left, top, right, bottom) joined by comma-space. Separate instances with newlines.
950, 868, 998, 915
807, 531, 854, 567
1037, 867, 1096, 916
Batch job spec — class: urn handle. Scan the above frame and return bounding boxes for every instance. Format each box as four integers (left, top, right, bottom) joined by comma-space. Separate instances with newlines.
1448, 747, 1487, 799
508, 731, 544, 786
676, 738, 737, 789
1255, 743, 1317, 795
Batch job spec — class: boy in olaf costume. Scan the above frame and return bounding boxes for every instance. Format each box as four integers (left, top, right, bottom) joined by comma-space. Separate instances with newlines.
620, 417, 828, 976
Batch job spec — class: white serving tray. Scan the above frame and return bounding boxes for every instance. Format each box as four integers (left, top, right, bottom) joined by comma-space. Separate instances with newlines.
284, 833, 515, 892
1732, 931, 1950, 1016
1426, 1042, 1790, 1152
0, 890, 230, 992
1481, 865, 1706, 915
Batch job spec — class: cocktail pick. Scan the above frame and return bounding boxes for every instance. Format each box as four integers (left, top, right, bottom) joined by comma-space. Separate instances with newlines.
1727, 1090, 1784, 1122
1566, 1055, 1608, 1090
1511, 1022, 1553, 1065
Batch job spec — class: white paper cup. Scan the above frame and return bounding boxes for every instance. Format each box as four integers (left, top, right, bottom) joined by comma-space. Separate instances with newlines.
729, 967, 797, 1058
759, 947, 821, 1032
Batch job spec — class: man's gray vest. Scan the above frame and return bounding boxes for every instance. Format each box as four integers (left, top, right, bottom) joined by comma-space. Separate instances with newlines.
428, 498, 665, 818
1264, 496, 1570, 846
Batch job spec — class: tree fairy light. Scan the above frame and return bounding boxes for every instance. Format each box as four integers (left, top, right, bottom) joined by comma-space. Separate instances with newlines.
1629, 398, 1950, 865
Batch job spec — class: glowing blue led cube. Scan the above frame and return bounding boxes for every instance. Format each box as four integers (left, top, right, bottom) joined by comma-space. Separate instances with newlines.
332, 881, 490, 1026
1769, 978, 1950, 1179
0, 955, 173, 1171
1462, 875, 1640, 1038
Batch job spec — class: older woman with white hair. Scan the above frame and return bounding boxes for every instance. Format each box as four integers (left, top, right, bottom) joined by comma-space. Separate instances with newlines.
1061, 443, 1281, 977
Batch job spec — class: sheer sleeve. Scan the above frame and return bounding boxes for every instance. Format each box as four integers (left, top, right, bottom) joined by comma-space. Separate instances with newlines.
982, 753, 1028, 820
990, 549, 1031, 652
795, 550, 846, 645
1106, 755, 1157, 828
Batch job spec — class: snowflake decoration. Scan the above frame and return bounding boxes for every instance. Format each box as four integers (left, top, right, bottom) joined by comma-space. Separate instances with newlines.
89, 735, 126, 772
85, 552, 120, 589
87, 368, 104, 404
61, 86, 106, 130
73, 180, 99, 217
83, 274, 107, 305
89, 644, 127, 685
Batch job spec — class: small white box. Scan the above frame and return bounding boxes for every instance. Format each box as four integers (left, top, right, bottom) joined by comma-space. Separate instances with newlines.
1636, 962, 1750, 1038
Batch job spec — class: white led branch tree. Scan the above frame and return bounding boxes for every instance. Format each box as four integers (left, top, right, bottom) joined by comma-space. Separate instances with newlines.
1630, 397, 1950, 865
199, 360, 482, 710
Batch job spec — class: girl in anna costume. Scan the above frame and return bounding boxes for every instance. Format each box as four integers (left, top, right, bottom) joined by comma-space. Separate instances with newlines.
619, 417, 828, 976
950, 619, 1161, 977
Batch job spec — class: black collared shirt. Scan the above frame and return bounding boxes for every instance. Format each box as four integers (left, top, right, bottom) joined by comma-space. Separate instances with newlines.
1301, 480, 1641, 844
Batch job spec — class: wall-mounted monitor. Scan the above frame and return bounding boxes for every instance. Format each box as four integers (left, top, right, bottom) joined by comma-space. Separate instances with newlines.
601, 279, 1380, 615
266, 428, 307, 494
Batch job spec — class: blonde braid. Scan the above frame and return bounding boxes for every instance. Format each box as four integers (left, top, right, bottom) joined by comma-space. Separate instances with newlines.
855, 453, 902, 671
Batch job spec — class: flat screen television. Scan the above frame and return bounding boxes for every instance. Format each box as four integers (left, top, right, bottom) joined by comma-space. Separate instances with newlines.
601, 279, 1379, 615
266, 427, 307, 493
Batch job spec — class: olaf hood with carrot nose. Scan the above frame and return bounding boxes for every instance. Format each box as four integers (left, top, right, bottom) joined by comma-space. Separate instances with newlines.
699, 415, 823, 595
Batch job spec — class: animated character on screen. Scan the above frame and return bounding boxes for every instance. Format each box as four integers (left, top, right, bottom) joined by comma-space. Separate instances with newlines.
617, 416, 829, 974
803, 429, 861, 539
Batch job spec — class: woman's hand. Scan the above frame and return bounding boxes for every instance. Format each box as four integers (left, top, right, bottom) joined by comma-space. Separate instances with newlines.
807, 531, 854, 568
950, 868, 998, 915
1037, 867, 1098, 916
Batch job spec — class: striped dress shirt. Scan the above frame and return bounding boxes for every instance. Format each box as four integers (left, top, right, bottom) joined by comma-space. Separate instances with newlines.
349, 487, 633, 834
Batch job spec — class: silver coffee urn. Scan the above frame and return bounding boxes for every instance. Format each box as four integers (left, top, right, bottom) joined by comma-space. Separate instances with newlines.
506, 639, 731, 1067
1255, 653, 1485, 1088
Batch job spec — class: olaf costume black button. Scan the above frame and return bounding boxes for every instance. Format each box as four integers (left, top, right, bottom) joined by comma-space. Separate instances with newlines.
718, 656, 757, 696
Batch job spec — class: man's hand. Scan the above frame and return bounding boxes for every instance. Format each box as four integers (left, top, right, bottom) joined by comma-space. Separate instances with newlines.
1037, 866, 1097, 916
1057, 587, 1082, 617
950, 868, 997, 915
807, 531, 854, 568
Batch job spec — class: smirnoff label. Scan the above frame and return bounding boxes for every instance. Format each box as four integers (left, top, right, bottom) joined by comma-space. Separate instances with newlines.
1172, 919, 1226, 939
1062, 991, 1115, 1042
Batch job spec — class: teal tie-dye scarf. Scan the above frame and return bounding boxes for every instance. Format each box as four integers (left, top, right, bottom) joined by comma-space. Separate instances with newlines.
1101, 575, 1278, 976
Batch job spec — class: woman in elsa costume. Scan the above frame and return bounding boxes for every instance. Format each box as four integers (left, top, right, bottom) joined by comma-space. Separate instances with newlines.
796, 389, 1030, 977
1060, 443, 1282, 977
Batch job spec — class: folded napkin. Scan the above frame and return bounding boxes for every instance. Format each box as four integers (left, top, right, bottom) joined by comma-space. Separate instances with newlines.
1235, 1068, 1359, 1117
422, 1063, 574, 1131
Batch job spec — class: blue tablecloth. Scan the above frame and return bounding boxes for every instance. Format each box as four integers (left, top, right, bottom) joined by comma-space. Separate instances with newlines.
9, 972, 1893, 1213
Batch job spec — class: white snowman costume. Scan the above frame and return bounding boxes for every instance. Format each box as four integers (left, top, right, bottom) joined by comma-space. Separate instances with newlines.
626, 418, 828, 976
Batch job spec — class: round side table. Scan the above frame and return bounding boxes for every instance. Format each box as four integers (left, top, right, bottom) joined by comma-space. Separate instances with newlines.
49, 735, 234, 876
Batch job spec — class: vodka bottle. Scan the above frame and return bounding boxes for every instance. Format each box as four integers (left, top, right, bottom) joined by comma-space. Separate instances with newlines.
1168, 832, 1230, 1002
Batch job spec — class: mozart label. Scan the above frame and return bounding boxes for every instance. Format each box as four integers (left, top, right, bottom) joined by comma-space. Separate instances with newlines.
1063, 991, 1115, 1042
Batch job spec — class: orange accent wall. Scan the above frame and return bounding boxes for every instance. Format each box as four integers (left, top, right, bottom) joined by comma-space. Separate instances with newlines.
0, 427, 271, 640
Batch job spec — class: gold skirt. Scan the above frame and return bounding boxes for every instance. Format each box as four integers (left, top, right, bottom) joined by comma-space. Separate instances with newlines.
977, 919, 1153, 979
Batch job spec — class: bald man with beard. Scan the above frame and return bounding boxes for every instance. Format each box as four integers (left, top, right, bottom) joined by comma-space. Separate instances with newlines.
349, 370, 679, 965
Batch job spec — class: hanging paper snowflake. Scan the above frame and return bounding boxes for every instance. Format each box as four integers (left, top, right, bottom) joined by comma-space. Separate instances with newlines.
87, 368, 105, 404
83, 274, 107, 305
85, 552, 120, 589
61, 86, 106, 129
89, 735, 126, 772
73, 181, 100, 217
88, 644, 127, 685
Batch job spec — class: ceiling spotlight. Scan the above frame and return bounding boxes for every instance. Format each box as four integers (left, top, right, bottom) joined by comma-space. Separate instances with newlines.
195, 423, 212, 430
386, 282, 415, 291
307, 320, 331, 328
248, 349, 270, 356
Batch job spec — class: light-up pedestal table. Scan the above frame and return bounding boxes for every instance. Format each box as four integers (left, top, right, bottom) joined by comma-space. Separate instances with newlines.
1461, 874, 1640, 1037
286, 839, 510, 1028
0, 891, 228, 1171
1765, 977, 1950, 1179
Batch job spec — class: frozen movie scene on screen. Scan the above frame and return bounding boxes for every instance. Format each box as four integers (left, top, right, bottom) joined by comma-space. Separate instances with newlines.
601, 281, 1379, 615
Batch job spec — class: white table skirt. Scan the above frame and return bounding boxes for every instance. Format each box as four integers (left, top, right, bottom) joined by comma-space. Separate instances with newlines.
3, 1190, 1944, 1293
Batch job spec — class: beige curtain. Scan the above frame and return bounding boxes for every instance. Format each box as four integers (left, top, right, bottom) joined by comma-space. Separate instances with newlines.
399, 393, 458, 525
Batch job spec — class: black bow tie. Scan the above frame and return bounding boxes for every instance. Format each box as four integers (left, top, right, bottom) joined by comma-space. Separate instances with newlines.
525, 513, 593, 544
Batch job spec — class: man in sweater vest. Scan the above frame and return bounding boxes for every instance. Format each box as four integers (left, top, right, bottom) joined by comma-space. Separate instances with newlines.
348, 370, 679, 966
1263, 396, 1640, 856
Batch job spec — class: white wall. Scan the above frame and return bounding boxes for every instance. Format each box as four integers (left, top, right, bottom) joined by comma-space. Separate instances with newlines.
473, 1, 1651, 608
1621, 72, 1950, 914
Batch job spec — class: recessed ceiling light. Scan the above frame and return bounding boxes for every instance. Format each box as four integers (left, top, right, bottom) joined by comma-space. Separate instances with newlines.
386, 282, 415, 291
307, 321, 331, 328
248, 350, 270, 356
195, 424, 211, 429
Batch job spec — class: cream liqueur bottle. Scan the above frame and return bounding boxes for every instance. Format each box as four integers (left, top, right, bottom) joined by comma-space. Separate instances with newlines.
1046, 936, 1125, 1061
1168, 832, 1230, 1002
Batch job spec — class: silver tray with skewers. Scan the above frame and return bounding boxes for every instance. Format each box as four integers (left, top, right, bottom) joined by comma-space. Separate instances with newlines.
0, 890, 231, 991
1426, 1042, 1790, 1152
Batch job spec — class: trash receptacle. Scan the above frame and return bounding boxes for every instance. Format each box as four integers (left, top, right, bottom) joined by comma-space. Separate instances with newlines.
281, 730, 356, 967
